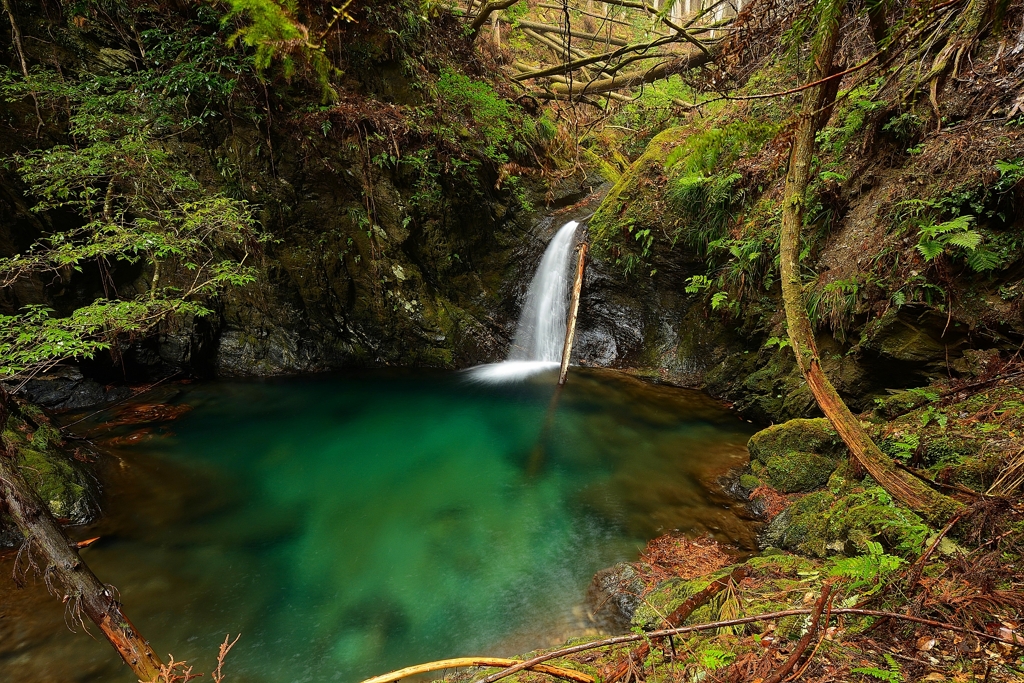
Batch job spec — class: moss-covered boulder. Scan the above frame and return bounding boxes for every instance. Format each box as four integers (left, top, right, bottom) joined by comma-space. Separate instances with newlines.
1, 403, 98, 546
747, 419, 846, 491
763, 451, 838, 492
633, 554, 820, 640
762, 483, 929, 558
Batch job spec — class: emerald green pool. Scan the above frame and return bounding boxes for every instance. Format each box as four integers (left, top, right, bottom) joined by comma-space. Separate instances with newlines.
0, 368, 756, 682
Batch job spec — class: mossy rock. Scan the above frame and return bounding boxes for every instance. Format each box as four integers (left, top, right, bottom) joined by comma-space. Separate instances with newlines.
738, 474, 761, 492
873, 390, 933, 419
763, 486, 929, 559
631, 565, 737, 630
764, 451, 838, 493
1, 407, 98, 543
747, 418, 847, 465
921, 434, 981, 466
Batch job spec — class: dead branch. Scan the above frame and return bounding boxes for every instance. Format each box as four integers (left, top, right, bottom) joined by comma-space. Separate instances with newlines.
470, 0, 524, 35
0, 395, 164, 681
360, 657, 594, 683
545, 47, 715, 96
513, 33, 679, 81
467, 605, 1024, 683
559, 241, 587, 385
516, 19, 631, 46
762, 583, 833, 683
605, 566, 747, 683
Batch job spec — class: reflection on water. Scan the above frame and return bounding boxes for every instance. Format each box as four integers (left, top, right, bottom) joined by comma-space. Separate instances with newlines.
0, 368, 757, 683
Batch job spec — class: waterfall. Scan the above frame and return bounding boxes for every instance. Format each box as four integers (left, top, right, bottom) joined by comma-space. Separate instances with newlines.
466, 221, 580, 382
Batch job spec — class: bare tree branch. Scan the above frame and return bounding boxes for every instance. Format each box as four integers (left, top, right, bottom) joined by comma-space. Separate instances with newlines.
470, 0, 523, 35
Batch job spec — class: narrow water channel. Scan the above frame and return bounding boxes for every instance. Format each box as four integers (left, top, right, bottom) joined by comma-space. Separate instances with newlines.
0, 368, 757, 683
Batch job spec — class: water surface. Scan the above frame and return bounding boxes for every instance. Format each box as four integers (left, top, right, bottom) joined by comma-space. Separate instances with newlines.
0, 368, 756, 682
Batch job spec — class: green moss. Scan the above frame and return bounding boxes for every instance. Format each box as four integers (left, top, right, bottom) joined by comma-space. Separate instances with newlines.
2, 406, 97, 529
764, 451, 838, 493
747, 418, 846, 465
770, 486, 930, 559
631, 565, 740, 629
873, 389, 933, 419
739, 474, 761, 490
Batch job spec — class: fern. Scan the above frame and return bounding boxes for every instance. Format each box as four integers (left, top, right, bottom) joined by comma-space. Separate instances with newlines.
918, 214, 974, 238
828, 540, 905, 594
966, 247, 1004, 271
711, 291, 730, 310
915, 239, 945, 261
915, 214, 995, 271
852, 654, 903, 683
945, 231, 983, 250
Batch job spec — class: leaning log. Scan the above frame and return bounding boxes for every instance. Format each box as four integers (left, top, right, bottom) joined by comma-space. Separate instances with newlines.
0, 397, 164, 682
776, 0, 963, 525
559, 241, 588, 385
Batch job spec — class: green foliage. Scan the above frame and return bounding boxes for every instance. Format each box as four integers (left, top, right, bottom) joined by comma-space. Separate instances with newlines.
222, 0, 341, 101
881, 433, 919, 461
669, 172, 743, 254
435, 68, 527, 164
916, 215, 983, 261
0, 59, 263, 381
807, 277, 860, 342
684, 274, 712, 294
828, 540, 905, 594
697, 647, 736, 671
881, 111, 925, 147
919, 405, 948, 429
852, 654, 903, 683
606, 75, 698, 140
817, 81, 885, 156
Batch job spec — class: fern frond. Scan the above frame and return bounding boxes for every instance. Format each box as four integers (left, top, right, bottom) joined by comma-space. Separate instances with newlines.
945, 230, 982, 250
916, 240, 944, 261
966, 247, 1004, 272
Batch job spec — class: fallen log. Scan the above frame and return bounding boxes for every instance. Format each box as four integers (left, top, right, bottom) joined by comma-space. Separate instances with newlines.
359, 656, 593, 683
516, 19, 631, 46
0, 396, 164, 682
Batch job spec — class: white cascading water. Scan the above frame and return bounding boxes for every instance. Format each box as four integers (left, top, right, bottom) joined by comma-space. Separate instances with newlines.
466, 220, 580, 382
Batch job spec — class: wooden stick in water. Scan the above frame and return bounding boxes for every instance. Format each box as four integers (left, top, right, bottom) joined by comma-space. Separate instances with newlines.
559, 241, 588, 386
359, 656, 594, 683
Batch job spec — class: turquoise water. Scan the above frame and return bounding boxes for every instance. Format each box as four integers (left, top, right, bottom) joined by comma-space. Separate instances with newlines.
0, 368, 756, 683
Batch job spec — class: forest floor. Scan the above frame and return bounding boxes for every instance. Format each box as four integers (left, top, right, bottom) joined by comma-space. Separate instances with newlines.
437, 363, 1024, 683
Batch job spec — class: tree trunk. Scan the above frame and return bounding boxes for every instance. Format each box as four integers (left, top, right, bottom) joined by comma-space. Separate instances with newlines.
778, 6, 963, 526
0, 398, 165, 682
